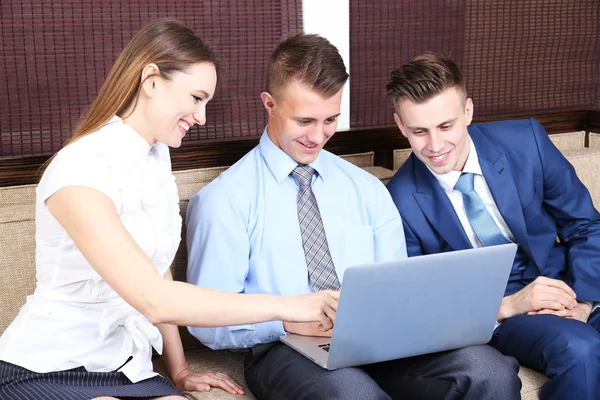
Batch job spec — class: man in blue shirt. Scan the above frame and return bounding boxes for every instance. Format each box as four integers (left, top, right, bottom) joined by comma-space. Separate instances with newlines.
186, 35, 520, 400
386, 53, 600, 400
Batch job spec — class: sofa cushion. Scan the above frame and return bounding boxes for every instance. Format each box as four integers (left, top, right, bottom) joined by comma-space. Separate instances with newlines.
519, 367, 546, 400
175, 167, 230, 202
363, 166, 395, 184
340, 151, 375, 168
0, 184, 36, 223
393, 148, 413, 171
562, 148, 600, 210
0, 219, 37, 334
589, 132, 600, 149
0, 183, 37, 206
0, 185, 37, 334
548, 130, 586, 152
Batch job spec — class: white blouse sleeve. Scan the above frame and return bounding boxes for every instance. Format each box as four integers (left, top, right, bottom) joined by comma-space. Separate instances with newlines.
37, 146, 117, 207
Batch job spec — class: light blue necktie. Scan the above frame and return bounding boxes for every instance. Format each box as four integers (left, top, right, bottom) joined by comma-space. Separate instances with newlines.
454, 173, 511, 247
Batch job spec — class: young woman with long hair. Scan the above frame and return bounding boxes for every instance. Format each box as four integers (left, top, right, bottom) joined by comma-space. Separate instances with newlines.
0, 19, 338, 400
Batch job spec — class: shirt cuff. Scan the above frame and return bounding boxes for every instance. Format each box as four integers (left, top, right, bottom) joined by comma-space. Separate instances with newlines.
580, 300, 594, 309
253, 320, 286, 344
581, 300, 600, 313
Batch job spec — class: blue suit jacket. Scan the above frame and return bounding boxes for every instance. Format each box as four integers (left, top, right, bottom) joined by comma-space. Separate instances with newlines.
387, 118, 600, 301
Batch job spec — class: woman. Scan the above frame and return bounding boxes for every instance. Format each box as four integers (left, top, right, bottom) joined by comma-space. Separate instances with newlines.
0, 19, 338, 400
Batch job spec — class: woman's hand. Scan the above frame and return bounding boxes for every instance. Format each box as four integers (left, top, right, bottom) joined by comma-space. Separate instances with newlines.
173, 367, 244, 395
283, 321, 333, 337
278, 290, 339, 331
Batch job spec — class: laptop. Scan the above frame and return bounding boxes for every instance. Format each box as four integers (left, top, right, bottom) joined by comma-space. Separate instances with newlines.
280, 243, 517, 370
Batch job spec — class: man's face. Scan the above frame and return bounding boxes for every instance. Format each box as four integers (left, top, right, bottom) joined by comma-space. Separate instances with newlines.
261, 79, 343, 165
394, 87, 473, 174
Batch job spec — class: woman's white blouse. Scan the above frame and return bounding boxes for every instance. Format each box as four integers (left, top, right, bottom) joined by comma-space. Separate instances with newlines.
0, 116, 182, 383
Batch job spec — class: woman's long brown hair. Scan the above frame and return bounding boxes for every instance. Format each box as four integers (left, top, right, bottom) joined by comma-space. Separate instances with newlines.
65, 18, 218, 147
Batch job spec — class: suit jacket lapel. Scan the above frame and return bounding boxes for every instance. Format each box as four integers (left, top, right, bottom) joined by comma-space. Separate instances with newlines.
473, 134, 535, 262
412, 159, 472, 251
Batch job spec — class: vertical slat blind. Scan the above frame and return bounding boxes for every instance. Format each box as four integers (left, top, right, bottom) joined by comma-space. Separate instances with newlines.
350, 0, 600, 128
0, 0, 302, 157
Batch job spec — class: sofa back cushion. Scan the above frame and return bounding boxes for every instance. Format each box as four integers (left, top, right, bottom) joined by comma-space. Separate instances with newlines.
393, 149, 413, 171
589, 132, 600, 149
0, 185, 36, 334
562, 148, 600, 210
548, 130, 586, 151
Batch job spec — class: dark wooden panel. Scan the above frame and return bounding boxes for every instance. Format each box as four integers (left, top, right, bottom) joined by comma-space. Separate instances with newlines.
586, 110, 600, 133
0, 110, 588, 187
475, 110, 587, 133
0, 155, 49, 187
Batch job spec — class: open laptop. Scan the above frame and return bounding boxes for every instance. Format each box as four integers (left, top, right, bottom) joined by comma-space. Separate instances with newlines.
280, 243, 517, 370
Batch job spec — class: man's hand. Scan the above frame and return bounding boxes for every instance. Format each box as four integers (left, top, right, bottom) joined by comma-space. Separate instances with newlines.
497, 276, 577, 321
283, 321, 333, 337
530, 301, 592, 323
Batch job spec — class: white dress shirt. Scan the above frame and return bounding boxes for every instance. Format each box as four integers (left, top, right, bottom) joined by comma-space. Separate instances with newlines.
428, 138, 515, 248
0, 116, 182, 383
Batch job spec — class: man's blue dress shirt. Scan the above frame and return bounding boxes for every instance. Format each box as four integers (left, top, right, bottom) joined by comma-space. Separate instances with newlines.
186, 129, 407, 350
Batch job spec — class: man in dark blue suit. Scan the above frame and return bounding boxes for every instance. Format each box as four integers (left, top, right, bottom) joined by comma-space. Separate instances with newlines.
386, 53, 600, 400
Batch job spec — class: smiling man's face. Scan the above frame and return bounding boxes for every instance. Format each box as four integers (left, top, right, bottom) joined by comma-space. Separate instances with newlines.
394, 86, 473, 174
261, 79, 343, 165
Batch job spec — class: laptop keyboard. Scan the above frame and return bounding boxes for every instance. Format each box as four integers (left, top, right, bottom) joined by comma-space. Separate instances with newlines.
318, 343, 331, 352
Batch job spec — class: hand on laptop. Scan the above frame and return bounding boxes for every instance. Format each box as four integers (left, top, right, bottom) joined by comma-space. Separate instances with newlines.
279, 290, 339, 331
283, 321, 333, 337
497, 276, 577, 321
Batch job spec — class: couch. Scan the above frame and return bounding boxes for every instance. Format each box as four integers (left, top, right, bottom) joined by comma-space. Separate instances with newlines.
2, 129, 599, 399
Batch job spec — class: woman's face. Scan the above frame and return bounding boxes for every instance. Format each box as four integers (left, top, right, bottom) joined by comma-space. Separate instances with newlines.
144, 62, 217, 148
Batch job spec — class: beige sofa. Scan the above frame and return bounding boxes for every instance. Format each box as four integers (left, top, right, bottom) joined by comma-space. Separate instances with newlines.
1, 131, 599, 399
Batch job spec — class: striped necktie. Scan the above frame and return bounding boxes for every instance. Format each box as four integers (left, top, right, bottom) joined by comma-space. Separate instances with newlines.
291, 165, 341, 291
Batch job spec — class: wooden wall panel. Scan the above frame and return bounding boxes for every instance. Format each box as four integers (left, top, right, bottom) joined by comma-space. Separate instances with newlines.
0, 110, 589, 187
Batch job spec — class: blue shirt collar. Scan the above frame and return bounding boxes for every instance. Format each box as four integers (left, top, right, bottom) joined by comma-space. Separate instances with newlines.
259, 126, 328, 184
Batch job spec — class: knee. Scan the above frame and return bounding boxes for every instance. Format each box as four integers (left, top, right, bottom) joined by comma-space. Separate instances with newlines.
480, 353, 521, 395
324, 386, 389, 400
314, 370, 390, 400
458, 345, 521, 399
552, 329, 600, 366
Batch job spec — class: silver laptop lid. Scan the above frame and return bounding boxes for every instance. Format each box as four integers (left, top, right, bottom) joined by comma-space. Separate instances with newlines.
326, 243, 516, 369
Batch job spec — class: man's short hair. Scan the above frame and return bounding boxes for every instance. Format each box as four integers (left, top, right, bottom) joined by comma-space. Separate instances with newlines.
386, 53, 466, 107
266, 33, 349, 99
